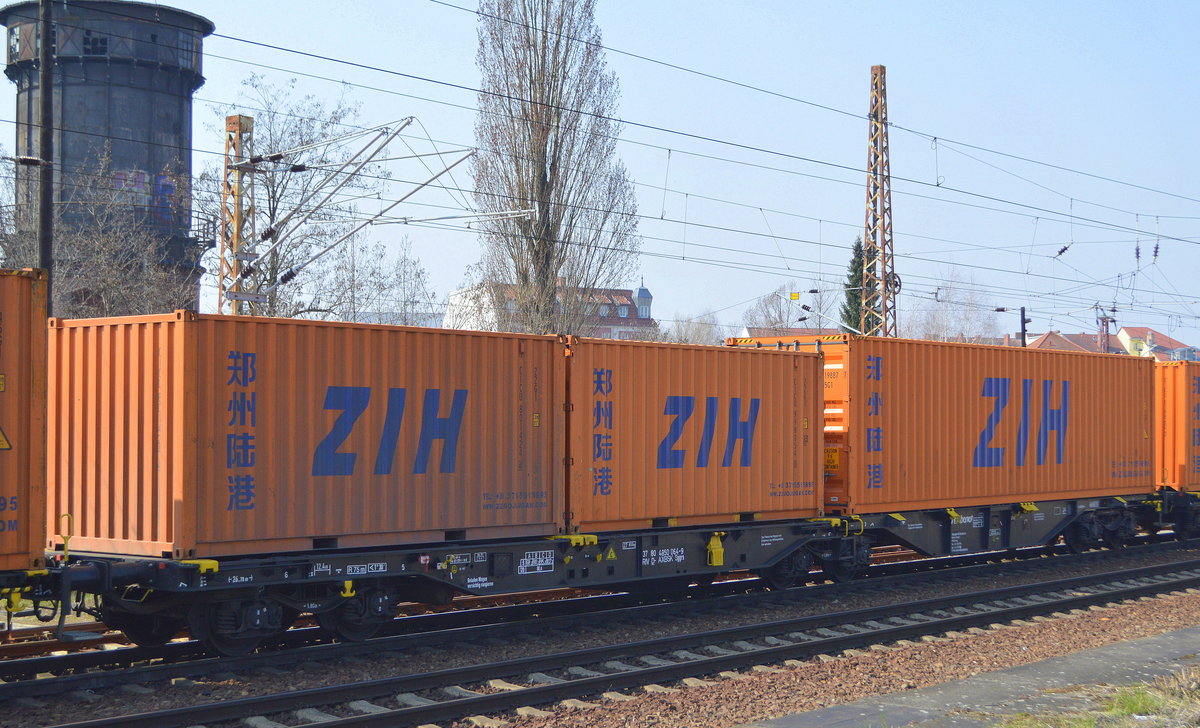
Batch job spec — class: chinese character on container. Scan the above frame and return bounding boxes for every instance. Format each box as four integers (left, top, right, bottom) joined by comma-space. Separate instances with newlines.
592, 466, 613, 496
227, 475, 255, 510
227, 351, 257, 386
866, 463, 884, 489
866, 427, 883, 453
593, 368, 613, 396
225, 350, 259, 511
866, 355, 883, 381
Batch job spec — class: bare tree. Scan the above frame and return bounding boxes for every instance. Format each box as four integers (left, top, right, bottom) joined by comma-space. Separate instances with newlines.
662, 310, 728, 346
1, 148, 199, 317
309, 237, 438, 325
905, 271, 1000, 342
472, 0, 640, 335
742, 280, 839, 333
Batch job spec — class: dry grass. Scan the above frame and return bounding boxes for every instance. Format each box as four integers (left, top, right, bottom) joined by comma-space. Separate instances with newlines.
996, 666, 1200, 728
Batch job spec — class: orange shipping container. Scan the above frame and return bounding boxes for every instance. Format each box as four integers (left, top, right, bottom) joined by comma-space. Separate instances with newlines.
48, 313, 564, 558
1155, 361, 1200, 491
0, 269, 47, 571
735, 335, 1154, 514
566, 338, 822, 532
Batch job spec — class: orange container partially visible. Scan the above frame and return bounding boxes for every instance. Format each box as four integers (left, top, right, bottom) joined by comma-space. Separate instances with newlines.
1155, 361, 1200, 492
0, 269, 47, 571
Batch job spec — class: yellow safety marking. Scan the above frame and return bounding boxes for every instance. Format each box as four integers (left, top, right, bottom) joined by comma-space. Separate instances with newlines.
810, 517, 843, 529
181, 559, 219, 574
1017, 502, 1039, 513
58, 513, 73, 561
605, 547, 617, 561
706, 532, 726, 567
562, 555, 572, 565
547, 534, 598, 547
340, 580, 356, 597
888, 513, 906, 522
24, 569, 48, 577
846, 515, 865, 536
0, 425, 11, 451
1115, 496, 1127, 504
945, 508, 961, 521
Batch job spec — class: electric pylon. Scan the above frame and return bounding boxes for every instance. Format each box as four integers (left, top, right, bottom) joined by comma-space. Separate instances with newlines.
862, 65, 898, 337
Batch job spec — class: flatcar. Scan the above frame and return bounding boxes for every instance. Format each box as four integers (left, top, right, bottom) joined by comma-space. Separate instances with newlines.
0, 269, 1197, 655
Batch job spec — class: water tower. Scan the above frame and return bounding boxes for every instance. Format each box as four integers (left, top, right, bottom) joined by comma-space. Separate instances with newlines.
0, 0, 214, 277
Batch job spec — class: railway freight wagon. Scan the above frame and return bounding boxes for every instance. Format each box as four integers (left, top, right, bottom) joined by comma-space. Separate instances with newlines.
728, 335, 1182, 556
43, 312, 833, 653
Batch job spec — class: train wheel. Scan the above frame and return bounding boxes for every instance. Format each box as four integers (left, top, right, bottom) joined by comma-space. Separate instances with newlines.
187, 603, 262, 657
316, 599, 385, 642
1176, 511, 1200, 540
120, 614, 183, 647
760, 550, 814, 590
1063, 523, 1093, 554
1102, 515, 1135, 550
821, 542, 870, 583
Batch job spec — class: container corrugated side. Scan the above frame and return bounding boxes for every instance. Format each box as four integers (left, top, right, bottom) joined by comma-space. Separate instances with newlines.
732, 335, 1155, 513
567, 338, 822, 532
839, 337, 1153, 512
0, 269, 46, 571
49, 313, 564, 558
1155, 361, 1200, 491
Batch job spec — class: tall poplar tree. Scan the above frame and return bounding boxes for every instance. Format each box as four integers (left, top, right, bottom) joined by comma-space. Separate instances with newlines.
472, 0, 640, 335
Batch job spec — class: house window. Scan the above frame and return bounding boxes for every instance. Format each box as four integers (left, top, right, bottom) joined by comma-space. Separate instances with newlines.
638, 305, 649, 318
618, 305, 628, 318
599, 305, 609, 316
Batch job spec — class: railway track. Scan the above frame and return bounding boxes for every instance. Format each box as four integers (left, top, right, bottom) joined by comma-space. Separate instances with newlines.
38, 555, 1200, 728
0, 541, 1188, 721
0, 537, 1113, 664
0, 539, 1185, 686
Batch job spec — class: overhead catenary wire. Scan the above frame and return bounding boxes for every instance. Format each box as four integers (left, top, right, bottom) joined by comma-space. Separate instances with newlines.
4, 7, 1195, 331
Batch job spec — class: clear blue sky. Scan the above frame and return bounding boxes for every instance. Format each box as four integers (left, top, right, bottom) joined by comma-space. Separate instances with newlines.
11, 0, 1199, 342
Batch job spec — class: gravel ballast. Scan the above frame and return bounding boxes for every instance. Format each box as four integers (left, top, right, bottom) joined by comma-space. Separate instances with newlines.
500, 589, 1200, 728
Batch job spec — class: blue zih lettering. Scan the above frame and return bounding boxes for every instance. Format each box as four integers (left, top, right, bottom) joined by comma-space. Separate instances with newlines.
1036, 380, 1069, 465
657, 395, 762, 469
696, 396, 719, 467
972, 377, 1010, 467
656, 396, 694, 469
373, 388, 408, 475
1015, 379, 1032, 466
312, 386, 469, 476
973, 377, 1069, 467
414, 389, 469, 474
722, 398, 760, 467
312, 386, 371, 476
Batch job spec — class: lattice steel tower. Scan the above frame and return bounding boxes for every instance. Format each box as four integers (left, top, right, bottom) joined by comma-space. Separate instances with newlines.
861, 64, 897, 337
